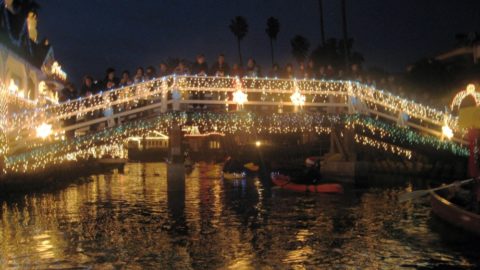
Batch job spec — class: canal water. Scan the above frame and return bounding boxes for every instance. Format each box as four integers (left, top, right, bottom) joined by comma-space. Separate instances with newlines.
0, 162, 478, 269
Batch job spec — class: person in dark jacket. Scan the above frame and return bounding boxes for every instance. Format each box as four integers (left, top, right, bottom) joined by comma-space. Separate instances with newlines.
191, 54, 208, 76
119, 70, 133, 87
81, 75, 100, 132
298, 159, 322, 184
80, 75, 96, 97
158, 63, 170, 77
104, 68, 119, 90
60, 82, 77, 138
231, 63, 243, 77
245, 58, 261, 77
191, 54, 208, 109
269, 64, 281, 78
210, 54, 230, 76
145, 66, 157, 80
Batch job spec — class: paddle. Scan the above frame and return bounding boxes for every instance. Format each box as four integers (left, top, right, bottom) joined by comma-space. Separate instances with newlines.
398, 178, 476, 203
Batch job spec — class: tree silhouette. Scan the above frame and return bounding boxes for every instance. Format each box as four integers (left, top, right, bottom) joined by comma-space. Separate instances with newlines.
340, 0, 349, 68
290, 35, 310, 64
318, 0, 326, 46
310, 38, 364, 68
229, 16, 248, 66
265, 17, 280, 66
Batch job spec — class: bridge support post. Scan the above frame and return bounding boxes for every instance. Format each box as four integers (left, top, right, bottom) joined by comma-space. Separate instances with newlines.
167, 162, 186, 232
169, 123, 184, 164
329, 125, 355, 161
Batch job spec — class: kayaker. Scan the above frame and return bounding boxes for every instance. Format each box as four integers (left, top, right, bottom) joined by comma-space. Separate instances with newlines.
223, 156, 243, 173
299, 160, 322, 184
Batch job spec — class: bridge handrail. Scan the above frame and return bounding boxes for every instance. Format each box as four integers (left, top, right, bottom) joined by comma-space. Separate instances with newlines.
5, 75, 460, 136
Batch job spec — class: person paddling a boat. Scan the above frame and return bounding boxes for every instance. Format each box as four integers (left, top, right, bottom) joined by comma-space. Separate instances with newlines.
297, 159, 322, 185
223, 156, 243, 173
445, 177, 480, 213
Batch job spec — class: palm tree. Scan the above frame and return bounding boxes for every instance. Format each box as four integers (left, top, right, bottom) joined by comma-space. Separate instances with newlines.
290, 35, 310, 64
318, 0, 326, 46
229, 16, 248, 66
340, 0, 349, 68
265, 17, 280, 66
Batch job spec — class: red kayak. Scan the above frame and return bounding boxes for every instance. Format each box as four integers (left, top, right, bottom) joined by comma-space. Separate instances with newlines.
271, 173, 343, 194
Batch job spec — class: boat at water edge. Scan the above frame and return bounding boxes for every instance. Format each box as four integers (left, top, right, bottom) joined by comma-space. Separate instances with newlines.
430, 190, 480, 236
271, 173, 343, 194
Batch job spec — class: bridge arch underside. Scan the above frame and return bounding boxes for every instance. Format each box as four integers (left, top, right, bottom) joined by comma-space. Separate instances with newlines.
4, 111, 468, 175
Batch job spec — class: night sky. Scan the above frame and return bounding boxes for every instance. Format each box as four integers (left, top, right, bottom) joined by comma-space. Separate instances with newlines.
37, 0, 480, 84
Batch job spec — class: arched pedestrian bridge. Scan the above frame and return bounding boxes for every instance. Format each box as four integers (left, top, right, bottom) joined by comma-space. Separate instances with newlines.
0, 76, 469, 176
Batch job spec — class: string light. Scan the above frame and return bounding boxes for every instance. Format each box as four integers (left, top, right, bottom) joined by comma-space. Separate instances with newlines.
442, 125, 453, 140
36, 123, 52, 139
0, 75, 471, 175
451, 84, 480, 111
3, 112, 468, 174
290, 81, 306, 107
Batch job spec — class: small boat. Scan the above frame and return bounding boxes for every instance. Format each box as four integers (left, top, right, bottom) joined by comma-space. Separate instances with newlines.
223, 172, 246, 180
244, 162, 259, 172
271, 173, 343, 194
430, 190, 480, 236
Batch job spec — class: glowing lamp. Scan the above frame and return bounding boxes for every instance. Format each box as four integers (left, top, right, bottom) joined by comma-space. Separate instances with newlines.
255, 141, 261, 147
290, 90, 306, 107
466, 84, 475, 93
233, 89, 248, 105
442, 125, 453, 140
8, 79, 18, 93
36, 123, 52, 139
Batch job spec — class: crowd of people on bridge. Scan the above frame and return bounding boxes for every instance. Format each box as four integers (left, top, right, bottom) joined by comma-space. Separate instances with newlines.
61, 53, 408, 102
60, 53, 414, 138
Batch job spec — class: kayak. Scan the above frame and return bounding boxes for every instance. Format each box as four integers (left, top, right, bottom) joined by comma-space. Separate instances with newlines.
223, 172, 246, 180
430, 190, 480, 236
244, 162, 259, 172
271, 173, 343, 194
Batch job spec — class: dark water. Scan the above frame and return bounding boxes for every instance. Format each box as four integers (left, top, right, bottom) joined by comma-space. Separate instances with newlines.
0, 162, 479, 269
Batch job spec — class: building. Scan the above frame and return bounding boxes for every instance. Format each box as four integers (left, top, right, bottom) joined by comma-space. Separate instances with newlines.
126, 131, 169, 161
184, 126, 225, 161
0, 0, 66, 112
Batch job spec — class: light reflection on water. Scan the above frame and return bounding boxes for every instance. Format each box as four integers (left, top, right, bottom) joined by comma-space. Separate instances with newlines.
0, 162, 478, 269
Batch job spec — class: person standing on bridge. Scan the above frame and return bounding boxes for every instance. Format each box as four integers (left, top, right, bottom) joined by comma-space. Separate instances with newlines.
133, 67, 145, 84
119, 70, 133, 87
104, 68, 119, 90
173, 61, 189, 75
145, 66, 157, 80
283, 63, 294, 79
60, 82, 78, 139
269, 64, 281, 78
81, 76, 100, 132
158, 63, 170, 77
119, 71, 133, 114
245, 58, 261, 77
210, 54, 230, 77
191, 54, 209, 110
191, 54, 208, 76
306, 59, 316, 79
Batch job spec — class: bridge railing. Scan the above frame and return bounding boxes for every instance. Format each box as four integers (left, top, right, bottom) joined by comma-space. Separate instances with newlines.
5, 75, 464, 154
